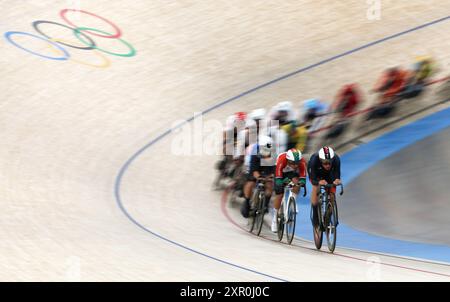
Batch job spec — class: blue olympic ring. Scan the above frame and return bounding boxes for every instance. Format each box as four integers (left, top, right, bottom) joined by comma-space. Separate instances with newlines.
4, 31, 70, 61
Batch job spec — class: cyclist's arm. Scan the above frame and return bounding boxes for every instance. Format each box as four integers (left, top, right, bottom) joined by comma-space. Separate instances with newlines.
297, 158, 307, 184
308, 157, 320, 186
332, 156, 341, 180
249, 154, 260, 179
275, 153, 286, 179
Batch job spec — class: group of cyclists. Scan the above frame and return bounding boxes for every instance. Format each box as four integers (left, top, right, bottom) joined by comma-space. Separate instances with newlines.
241, 136, 340, 233
214, 55, 440, 234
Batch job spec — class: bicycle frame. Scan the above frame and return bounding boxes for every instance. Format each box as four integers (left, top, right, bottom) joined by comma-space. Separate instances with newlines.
282, 182, 307, 223
318, 184, 343, 225
248, 176, 273, 235
313, 183, 343, 252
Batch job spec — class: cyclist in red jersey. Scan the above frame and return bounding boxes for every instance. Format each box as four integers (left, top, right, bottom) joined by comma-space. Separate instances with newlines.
272, 149, 307, 232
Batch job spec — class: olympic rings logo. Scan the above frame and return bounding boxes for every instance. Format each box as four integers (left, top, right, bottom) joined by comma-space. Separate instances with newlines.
3, 9, 136, 68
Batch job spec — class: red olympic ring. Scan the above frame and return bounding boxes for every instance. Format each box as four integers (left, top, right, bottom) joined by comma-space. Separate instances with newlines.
60, 9, 122, 39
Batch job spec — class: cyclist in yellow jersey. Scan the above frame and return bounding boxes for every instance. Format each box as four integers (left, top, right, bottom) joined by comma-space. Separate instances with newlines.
402, 56, 436, 98
412, 56, 435, 84
281, 121, 308, 152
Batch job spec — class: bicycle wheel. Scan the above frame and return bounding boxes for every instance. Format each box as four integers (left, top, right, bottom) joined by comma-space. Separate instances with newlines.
255, 192, 266, 236
326, 200, 338, 253
277, 205, 284, 241
285, 197, 297, 245
313, 223, 323, 250
247, 195, 258, 233
313, 200, 323, 250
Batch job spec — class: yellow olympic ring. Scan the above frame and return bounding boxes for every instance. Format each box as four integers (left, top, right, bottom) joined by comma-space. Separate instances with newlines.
47, 38, 111, 69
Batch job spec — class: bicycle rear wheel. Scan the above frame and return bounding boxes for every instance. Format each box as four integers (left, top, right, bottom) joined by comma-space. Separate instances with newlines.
255, 192, 266, 236
326, 201, 338, 253
285, 197, 297, 245
247, 196, 257, 233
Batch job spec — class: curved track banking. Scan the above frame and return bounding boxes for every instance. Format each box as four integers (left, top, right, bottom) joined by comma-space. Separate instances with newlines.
115, 17, 450, 280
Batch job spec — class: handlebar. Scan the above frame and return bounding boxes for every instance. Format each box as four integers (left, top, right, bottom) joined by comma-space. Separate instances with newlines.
287, 181, 307, 197
319, 183, 344, 196
255, 176, 273, 189
256, 176, 274, 183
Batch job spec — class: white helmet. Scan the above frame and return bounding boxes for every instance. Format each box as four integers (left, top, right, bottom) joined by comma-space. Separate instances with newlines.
277, 101, 293, 112
318, 146, 335, 162
286, 148, 302, 163
258, 135, 273, 157
249, 108, 266, 121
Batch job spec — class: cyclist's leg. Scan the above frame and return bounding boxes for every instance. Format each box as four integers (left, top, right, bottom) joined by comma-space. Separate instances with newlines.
273, 179, 284, 210
243, 178, 256, 200
264, 176, 274, 206
310, 183, 320, 227
262, 167, 275, 207
272, 178, 285, 232
310, 183, 319, 206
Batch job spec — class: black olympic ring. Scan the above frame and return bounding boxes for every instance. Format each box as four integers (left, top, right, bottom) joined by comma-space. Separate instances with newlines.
32, 20, 96, 50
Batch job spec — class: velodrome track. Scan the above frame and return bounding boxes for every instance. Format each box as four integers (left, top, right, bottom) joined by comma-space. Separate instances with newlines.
1, 1, 449, 281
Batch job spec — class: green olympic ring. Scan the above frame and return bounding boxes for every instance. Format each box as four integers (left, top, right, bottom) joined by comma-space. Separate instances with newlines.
74, 27, 137, 58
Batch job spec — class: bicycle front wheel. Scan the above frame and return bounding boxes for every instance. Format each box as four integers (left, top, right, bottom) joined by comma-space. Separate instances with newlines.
312, 202, 323, 250
277, 206, 284, 241
326, 201, 338, 253
285, 197, 297, 245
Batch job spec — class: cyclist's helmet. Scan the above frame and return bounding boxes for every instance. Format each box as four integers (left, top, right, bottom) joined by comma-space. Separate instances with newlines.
258, 135, 273, 157
415, 55, 432, 65
304, 99, 320, 111
249, 108, 266, 121
286, 148, 302, 164
225, 111, 247, 131
343, 84, 356, 96
234, 111, 247, 122
318, 146, 335, 164
387, 66, 400, 78
413, 55, 433, 74
277, 101, 293, 112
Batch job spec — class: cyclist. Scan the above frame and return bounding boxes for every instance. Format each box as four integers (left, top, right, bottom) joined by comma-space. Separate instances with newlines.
324, 84, 363, 140
281, 120, 308, 151
412, 56, 435, 85
223, 111, 248, 155
267, 123, 288, 154
272, 148, 307, 232
248, 108, 267, 136
299, 98, 329, 132
236, 108, 267, 154
402, 56, 437, 97
308, 146, 341, 228
215, 112, 248, 188
332, 83, 363, 119
372, 66, 409, 104
269, 101, 295, 126
240, 135, 276, 218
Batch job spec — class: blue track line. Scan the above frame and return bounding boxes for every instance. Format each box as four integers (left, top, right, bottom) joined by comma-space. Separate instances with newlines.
114, 15, 450, 280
